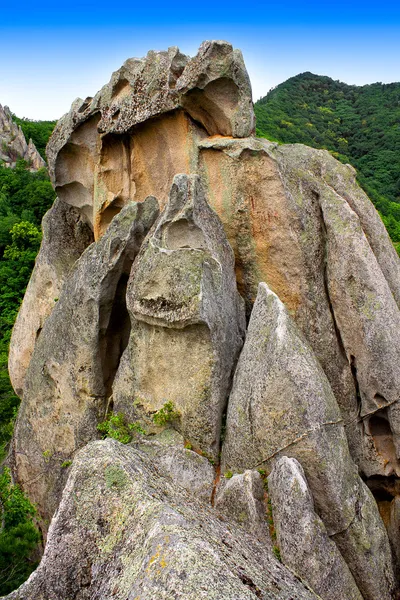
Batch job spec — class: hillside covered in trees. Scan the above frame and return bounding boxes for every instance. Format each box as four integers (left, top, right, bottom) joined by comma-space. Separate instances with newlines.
254, 73, 400, 251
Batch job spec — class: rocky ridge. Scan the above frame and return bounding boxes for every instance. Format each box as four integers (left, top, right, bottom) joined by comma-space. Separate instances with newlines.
0, 104, 45, 170
5, 40, 400, 599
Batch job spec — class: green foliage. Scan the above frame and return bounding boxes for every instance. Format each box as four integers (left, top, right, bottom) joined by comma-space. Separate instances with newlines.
12, 116, 56, 160
0, 467, 40, 595
3, 222, 41, 260
97, 412, 146, 444
152, 401, 180, 426
272, 546, 281, 562
61, 460, 72, 469
42, 450, 52, 462
255, 73, 400, 246
224, 470, 233, 479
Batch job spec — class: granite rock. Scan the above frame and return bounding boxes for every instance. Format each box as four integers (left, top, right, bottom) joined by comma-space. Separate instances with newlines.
11, 198, 159, 531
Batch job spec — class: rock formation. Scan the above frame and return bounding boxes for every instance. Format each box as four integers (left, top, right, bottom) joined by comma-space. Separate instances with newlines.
0, 104, 45, 170
6, 440, 319, 600
268, 456, 363, 600
8, 199, 94, 397
113, 173, 245, 461
6, 40, 400, 599
11, 198, 159, 526
221, 282, 395, 600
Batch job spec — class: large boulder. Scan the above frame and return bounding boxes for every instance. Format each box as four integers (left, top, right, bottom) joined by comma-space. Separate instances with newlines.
222, 282, 396, 600
268, 456, 363, 600
215, 470, 270, 545
11, 198, 159, 530
8, 199, 93, 397
113, 173, 245, 460
46, 41, 254, 238
3, 439, 319, 600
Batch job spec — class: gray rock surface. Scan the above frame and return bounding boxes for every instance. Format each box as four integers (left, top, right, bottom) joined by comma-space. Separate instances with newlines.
0, 103, 45, 170
197, 136, 363, 463
215, 470, 270, 545
319, 175, 400, 467
11, 198, 159, 530
268, 456, 363, 600
222, 282, 396, 600
113, 174, 245, 460
8, 199, 93, 397
136, 429, 215, 503
4, 439, 319, 600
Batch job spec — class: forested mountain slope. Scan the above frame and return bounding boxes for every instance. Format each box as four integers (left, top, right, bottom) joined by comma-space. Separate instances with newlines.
254, 73, 400, 249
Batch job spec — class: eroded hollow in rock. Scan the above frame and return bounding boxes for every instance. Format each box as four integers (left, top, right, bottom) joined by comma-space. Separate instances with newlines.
367, 411, 400, 477
99, 272, 131, 399
364, 410, 400, 538
165, 218, 207, 250
366, 475, 400, 525
55, 114, 101, 229
111, 78, 132, 101
95, 132, 132, 238
180, 78, 239, 136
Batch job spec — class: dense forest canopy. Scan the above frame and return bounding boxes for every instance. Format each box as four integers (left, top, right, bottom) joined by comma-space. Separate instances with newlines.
254, 73, 400, 252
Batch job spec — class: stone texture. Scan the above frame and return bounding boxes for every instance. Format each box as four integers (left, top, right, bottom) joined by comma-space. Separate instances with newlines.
11, 198, 159, 531
113, 174, 245, 460
8, 199, 93, 397
175, 40, 255, 138
268, 456, 363, 600
0, 103, 45, 170
222, 282, 396, 600
319, 172, 400, 469
136, 429, 215, 503
198, 137, 363, 462
46, 41, 254, 237
4, 439, 319, 600
215, 470, 270, 545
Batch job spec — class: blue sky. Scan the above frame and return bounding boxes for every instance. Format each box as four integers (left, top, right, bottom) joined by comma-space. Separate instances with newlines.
1, 0, 400, 120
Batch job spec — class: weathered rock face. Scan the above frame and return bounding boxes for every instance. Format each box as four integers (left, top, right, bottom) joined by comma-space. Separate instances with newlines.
11, 198, 159, 528
113, 173, 245, 460
215, 470, 270, 545
5, 439, 319, 600
221, 282, 395, 600
0, 104, 45, 170
8, 40, 400, 598
8, 199, 93, 397
268, 456, 363, 600
135, 429, 215, 503
47, 41, 254, 238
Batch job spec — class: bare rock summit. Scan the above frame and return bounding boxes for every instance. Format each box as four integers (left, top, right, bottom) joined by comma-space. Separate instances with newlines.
0, 104, 45, 170
6, 41, 400, 599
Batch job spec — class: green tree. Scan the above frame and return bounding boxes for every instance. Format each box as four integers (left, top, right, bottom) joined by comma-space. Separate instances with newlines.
255, 74, 400, 252
0, 468, 40, 595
